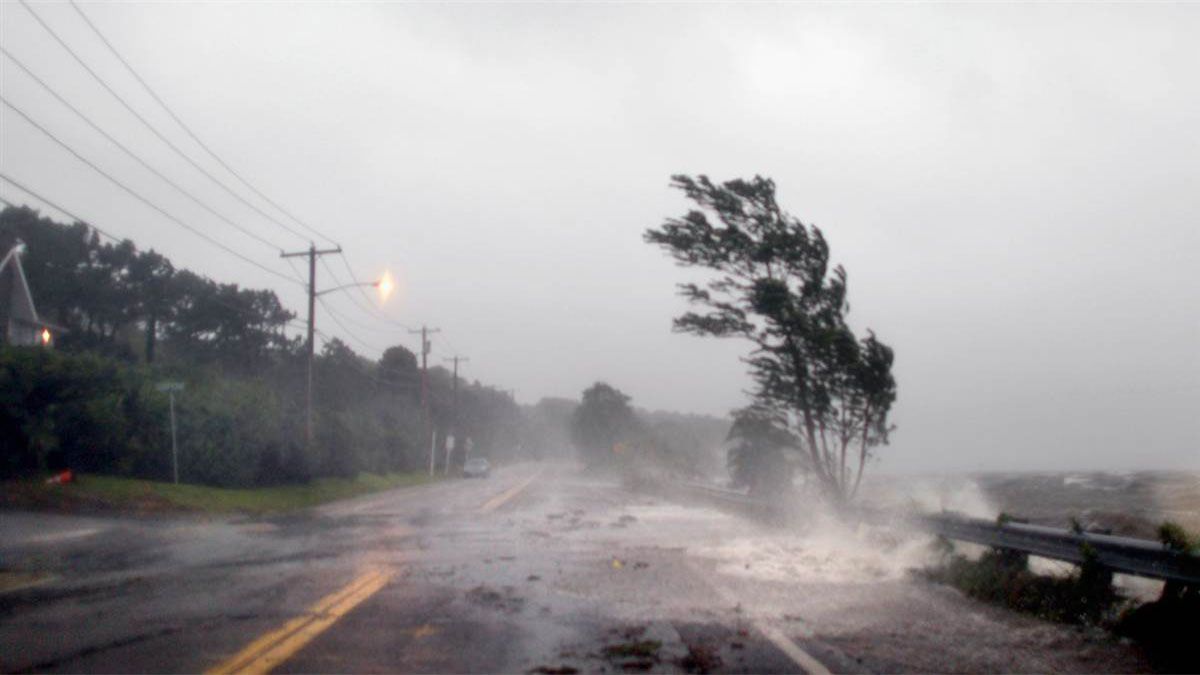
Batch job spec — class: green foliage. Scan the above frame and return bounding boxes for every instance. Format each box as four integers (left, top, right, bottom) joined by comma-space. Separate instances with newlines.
523, 397, 578, 460
2, 205, 296, 368
928, 548, 1120, 625
1121, 526, 1199, 671
1158, 521, 1199, 553
641, 412, 728, 478
0, 347, 165, 478
570, 382, 641, 468
726, 406, 799, 497
175, 377, 299, 487
2, 471, 436, 514
1, 205, 527, 488
931, 534, 956, 560
645, 175, 896, 504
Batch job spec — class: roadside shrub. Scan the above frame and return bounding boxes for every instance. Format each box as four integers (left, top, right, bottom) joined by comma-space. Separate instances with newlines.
1158, 521, 1199, 554
0, 347, 164, 478
175, 377, 291, 488
1, 343, 458, 488
926, 546, 1120, 624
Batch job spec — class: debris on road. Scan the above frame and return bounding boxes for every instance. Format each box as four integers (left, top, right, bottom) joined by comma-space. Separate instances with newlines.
679, 642, 723, 674
602, 638, 662, 672
466, 584, 525, 614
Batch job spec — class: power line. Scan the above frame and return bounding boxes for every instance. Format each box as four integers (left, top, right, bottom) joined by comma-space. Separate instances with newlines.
335, 253, 415, 330
316, 295, 391, 355
0, 183, 304, 332
0, 173, 122, 243
288, 257, 397, 353
0, 47, 298, 263
318, 256, 413, 332
316, 293, 405, 336
17, 0, 311, 246
58, 0, 416, 335
312, 327, 419, 391
67, 0, 341, 249
37, 0, 419, 346
0, 99, 303, 287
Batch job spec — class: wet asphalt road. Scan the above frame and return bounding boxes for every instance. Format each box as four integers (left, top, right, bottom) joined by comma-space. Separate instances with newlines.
0, 463, 1150, 673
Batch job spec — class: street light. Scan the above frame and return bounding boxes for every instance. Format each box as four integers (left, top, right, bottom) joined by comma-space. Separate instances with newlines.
294, 270, 395, 447
314, 273, 394, 301
377, 270, 395, 303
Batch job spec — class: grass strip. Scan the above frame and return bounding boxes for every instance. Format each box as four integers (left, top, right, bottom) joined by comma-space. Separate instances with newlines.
1, 472, 437, 515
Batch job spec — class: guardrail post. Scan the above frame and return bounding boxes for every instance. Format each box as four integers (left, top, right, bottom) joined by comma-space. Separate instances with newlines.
992, 547, 1029, 573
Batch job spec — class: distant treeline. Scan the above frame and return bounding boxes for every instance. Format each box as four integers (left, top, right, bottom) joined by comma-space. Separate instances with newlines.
0, 205, 523, 485
561, 382, 731, 478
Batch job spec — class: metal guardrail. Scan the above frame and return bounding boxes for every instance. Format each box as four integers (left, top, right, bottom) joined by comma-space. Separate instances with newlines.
664, 479, 1200, 586
674, 480, 763, 505
921, 513, 1200, 585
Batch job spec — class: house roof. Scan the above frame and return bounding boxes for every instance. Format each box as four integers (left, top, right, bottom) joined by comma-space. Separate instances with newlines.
1, 240, 43, 328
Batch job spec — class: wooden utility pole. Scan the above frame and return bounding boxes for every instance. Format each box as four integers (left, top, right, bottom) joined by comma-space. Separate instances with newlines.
408, 325, 440, 475
444, 355, 468, 473
281, 243, 342, 447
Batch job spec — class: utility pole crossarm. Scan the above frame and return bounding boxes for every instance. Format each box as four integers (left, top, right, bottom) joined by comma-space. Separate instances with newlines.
280, 245, 342, 259
314, 281, 377, 298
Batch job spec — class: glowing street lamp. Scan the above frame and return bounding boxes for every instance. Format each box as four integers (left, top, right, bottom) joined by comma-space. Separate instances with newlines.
294, 269, 396, 447
315, 271, 396, 301
377, 270, 396, 303
41, 327, 51, 346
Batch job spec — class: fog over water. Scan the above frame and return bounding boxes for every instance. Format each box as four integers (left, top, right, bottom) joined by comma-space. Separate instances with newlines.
2, 3, 1196, 472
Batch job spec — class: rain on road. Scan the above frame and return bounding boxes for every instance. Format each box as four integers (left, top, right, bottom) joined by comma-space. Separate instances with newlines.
0, 465, 1148, 673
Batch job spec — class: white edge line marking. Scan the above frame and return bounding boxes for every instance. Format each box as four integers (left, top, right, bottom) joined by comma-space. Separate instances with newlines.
480, 469, 544, 513
24, 528, 103, 544
686, 560, 830, 675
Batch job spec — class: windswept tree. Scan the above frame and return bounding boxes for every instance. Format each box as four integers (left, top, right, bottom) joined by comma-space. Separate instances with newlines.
645, 175, 896, 504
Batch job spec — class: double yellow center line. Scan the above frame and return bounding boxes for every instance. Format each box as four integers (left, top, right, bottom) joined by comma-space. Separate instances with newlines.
479, 469, 543, 513
207, 568, 393, 675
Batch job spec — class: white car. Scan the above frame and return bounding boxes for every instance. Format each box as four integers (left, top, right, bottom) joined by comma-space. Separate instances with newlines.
463, 458, 491, 478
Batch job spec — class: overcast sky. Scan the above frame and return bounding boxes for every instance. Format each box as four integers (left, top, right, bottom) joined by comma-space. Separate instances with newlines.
2, 2, 1197, 472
